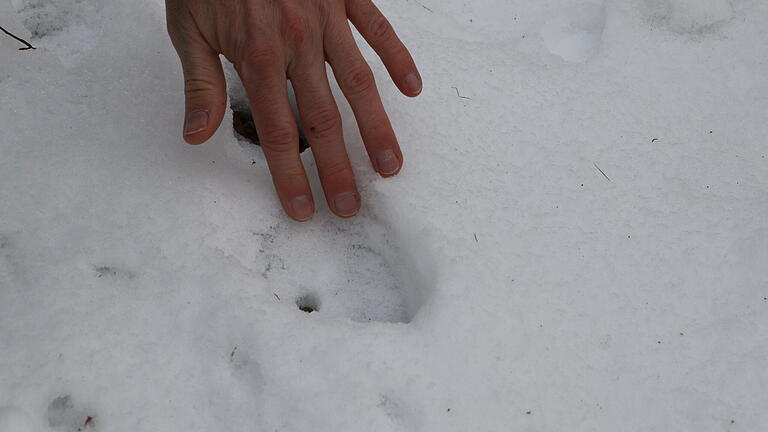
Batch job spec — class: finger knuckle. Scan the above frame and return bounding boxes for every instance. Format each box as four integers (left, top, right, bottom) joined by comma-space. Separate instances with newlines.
320, 159, 352, 180
386, 40, 409, 58
283, 11, 309, 46
312, 0, 330, 22
304, 108, 341, 140
239, 40, 279, 70
343, 64, 376, 96
184, 77, 219, 96
260, 126, 299, 153
369, 15, 394, 43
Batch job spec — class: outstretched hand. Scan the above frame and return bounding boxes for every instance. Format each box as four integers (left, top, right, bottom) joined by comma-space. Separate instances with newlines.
165, 0, 422, 220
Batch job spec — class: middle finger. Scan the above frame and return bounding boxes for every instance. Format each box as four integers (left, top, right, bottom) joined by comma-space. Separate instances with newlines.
289, 56, 360, 218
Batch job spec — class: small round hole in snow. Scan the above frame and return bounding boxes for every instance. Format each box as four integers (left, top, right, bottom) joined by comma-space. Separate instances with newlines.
296, 294, 320, 314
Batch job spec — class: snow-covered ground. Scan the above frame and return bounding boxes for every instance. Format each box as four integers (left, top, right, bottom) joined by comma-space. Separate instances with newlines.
1, 0, 767, 430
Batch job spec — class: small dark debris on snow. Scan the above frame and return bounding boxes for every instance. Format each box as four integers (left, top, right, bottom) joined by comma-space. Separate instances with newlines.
451, 86, 472, 100
593, 163, 611, 181
413, 0, 433, 13
94, 266, 117, 278
76, 414, 95, 431
0, 25, 36, 50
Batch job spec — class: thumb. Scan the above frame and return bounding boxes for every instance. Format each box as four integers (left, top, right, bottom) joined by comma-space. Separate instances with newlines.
177, 47, 227, 145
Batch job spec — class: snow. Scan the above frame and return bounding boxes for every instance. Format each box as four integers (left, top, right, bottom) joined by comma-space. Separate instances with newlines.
1, 0, 767, 430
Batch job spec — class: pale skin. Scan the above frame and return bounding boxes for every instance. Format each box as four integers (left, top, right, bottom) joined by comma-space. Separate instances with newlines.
165, 0, 422, 221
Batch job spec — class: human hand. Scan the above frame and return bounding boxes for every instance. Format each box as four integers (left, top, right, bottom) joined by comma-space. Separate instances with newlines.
165, 0, 422, 220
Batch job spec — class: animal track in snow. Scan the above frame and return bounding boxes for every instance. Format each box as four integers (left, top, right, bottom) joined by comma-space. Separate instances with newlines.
47, 395, 97, 431
643, 0, 734, 35
377, 394, 419, 429
12, 0, 100, 39
92, 264, 135, 280
541, 2, 606, 63
254, 216, 431, 324
228, 347, 264, 390
11, 0, 104, 65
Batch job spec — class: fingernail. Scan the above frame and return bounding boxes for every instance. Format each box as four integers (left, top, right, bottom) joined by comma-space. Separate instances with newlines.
290, 195, 314, 221
404, 73, 422, 95
184, 110, 209, 136
376, 149, 400, 176
333, 192, 360, 217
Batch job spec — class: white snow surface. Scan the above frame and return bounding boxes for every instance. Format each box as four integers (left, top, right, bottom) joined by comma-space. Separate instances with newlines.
1, 0, 767, 430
